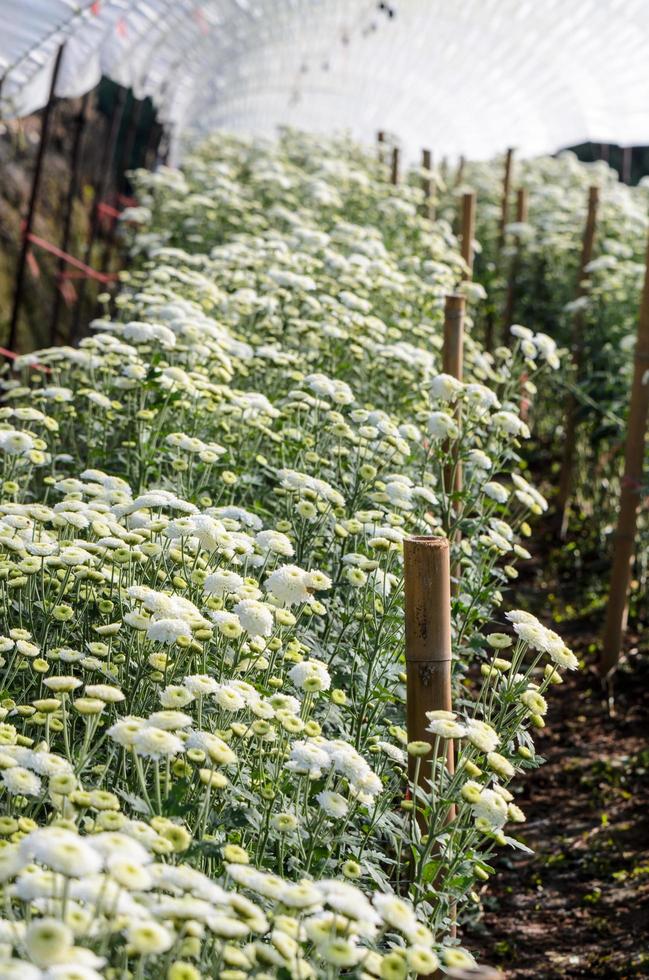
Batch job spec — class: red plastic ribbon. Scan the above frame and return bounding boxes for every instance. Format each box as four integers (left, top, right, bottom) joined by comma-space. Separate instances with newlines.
0, 346, 51, 373
26, 232, 118, 283
97, 202, 121, 219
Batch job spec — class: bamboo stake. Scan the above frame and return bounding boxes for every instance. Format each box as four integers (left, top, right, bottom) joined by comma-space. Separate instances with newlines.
485, 147, 513, 353
497, 147, 514, 251
556, 185, 600, 534
7, 44, 65, 352
421, 148, 434, 220
377, 130, 385, 163
622, 145, 632, 184
455, 154, 466, 186
403, 536, 453, 786
390, 145, 400, 186
502, 186, 529, 340
443, 294, 465, 498
600, 228, 649, 677
460, 191, 476, 278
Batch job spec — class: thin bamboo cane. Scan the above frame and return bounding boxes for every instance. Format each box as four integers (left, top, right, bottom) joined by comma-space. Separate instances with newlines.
403, 536, 453, 785
556, 185, 600, 534
390, 145, 400, 186
460, 191, 476, 279
502, 186, 529, 340
600, 228, 649, 677
422, 148, 434, 220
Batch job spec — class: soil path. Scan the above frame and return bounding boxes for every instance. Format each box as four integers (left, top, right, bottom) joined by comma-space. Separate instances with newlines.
468, 646, 649, 978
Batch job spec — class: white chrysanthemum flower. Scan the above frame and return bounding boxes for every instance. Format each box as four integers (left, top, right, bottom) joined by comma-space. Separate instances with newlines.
316, 790, 349, 818
24, 828, 103, 877
203, 569, 245, 596
265, 564, 311, 606
427, 411, 459, 440
429, 373, 464, 402
464, 719, 500, 753
289, 658, 331, 693
146, 618, 192, 644
2, 766, 41, 796
233, 598, 274, 636
471, 787, 508, 829
132, 727, 184, 760
484, 481, 509, 503
255, 529, 294, 557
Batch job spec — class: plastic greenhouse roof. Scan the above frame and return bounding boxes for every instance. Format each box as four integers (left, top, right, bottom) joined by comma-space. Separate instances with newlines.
2, 0, 649, 160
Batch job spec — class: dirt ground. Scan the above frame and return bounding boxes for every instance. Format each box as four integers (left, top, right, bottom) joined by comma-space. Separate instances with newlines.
467, 635, 649, 978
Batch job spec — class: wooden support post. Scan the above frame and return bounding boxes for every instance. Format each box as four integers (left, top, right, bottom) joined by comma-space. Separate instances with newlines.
600, 229, 649, 677
622, 146, 632, 184
421, 148, 434, 219
6, 44, 64, 352
443, 295, 465, 385
390, 145, 400, 185
377, 130, 385, 163
403, 536, 453, 786
497, 147, 514, 251
556, 185, 600, 534
71, 86, 126, 341
443, 295, 465, 590
50, 91, 90, 345
455, 154, 465, 186
502, 186, 529, 339
460, 191, 476, 278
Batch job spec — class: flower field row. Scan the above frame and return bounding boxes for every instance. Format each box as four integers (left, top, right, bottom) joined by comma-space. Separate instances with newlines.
0, 131, 577, 979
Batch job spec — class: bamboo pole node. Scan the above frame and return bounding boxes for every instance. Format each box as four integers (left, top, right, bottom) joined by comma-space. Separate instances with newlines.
601, 226, 649, 677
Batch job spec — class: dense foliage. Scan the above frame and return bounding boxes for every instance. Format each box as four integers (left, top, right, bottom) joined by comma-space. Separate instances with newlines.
0, 132, 577, 979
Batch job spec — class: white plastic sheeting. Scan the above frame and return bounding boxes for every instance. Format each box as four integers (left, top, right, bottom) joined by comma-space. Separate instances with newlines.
2, 0, 649, 160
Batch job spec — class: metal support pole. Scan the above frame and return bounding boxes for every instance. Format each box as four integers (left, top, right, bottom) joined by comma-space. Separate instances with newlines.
49, 91, 90, 345
6, 45, 64, 352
